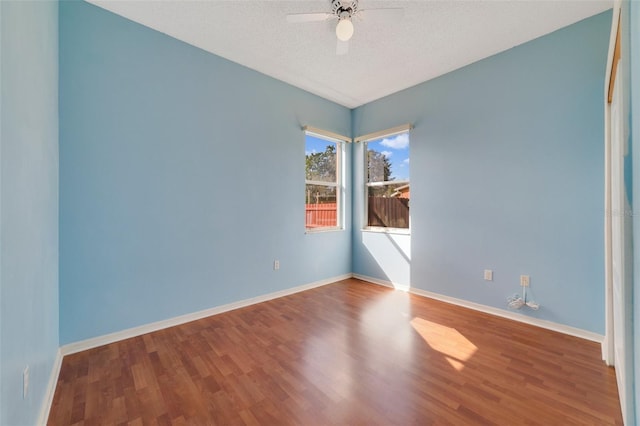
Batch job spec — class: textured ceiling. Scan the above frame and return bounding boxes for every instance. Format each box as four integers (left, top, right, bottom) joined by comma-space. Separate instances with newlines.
87, 0, 612, 108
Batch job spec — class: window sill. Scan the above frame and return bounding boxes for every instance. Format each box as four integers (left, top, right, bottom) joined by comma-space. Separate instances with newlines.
305, 227, 344, 234
362, 227, 411, 236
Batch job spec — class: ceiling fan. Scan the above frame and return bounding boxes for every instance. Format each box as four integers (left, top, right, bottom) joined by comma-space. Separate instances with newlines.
286, 0, 403, 55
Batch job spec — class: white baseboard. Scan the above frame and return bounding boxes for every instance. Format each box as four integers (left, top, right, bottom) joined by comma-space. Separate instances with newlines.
60, 274, 351, 356
37, 348, 62, 426
353, 274, 604, 344
352, 273, 409, 291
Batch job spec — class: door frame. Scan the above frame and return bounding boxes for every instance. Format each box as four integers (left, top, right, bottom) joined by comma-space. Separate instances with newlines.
603, 3, 632, 423
603, 4, 621, 367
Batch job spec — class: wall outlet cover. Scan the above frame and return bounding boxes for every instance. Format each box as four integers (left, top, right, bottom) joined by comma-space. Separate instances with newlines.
484, 270, 493, 281
23, 366, 29, 399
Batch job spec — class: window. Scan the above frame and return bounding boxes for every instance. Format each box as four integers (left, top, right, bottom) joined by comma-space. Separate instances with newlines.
363, 128, 410, 230
305, 130, 345, 231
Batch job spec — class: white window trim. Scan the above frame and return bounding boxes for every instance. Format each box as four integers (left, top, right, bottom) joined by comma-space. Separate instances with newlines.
354, 123, 412, 143
304, 128, 347, 234
358, 124, 412, 233
303, 126, 352, 143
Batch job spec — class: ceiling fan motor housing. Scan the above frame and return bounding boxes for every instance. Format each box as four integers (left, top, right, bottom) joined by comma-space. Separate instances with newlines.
331, 0, 358, 19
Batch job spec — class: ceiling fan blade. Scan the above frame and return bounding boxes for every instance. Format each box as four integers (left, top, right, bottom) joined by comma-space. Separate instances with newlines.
336, 39, 349, 56
286, 12, 332, 23
358, 8, 404, 23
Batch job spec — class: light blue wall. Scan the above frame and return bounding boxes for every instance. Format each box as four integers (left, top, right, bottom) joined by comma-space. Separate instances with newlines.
0, 0, 626, 419
0, 1, 59, 424
352, 11, 611, 333
59, 1, 351, 344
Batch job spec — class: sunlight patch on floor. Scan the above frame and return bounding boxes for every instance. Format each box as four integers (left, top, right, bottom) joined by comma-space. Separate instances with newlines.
410, 317, 478, 371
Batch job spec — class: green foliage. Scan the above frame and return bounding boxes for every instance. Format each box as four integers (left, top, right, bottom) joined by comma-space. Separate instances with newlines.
305, 144, 337, 204
306, 144, 336, 182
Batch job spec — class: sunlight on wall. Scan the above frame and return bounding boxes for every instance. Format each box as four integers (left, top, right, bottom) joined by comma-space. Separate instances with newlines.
410, 317, 477, 371
361, 232, 411, 290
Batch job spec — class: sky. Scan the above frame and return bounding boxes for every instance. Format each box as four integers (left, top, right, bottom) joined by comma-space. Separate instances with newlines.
305, 132, 410, 181
368, 133, 410, 181
305, 134, 335, 156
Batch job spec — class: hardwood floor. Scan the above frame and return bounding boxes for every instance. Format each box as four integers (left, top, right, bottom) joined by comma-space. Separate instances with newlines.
48, 279, 623, 425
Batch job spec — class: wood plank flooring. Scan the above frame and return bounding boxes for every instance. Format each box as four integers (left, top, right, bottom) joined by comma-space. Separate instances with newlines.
48, 279, 623, 425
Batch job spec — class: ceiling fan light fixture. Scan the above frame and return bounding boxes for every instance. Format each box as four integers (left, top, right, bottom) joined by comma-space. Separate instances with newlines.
336, 18, 354, 42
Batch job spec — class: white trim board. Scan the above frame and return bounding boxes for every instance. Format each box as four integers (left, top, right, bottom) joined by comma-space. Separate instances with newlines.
352, 273, 410, 292
37, 349, 62, 426
354, 123, 413, 143
60, 273, 351, 356
352, 274, 604, 344
303, 125, 351, 143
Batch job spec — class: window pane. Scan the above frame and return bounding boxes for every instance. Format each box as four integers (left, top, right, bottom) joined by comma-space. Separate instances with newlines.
367, 184, 410, 228
366, 131, 410, 229
305, 184, 337, 229
305, 130, 343, 232
367, 133, 410, 183
306, 136, 337, 182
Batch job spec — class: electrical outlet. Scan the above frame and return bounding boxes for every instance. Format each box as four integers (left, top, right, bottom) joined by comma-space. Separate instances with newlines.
274, 260, 280, 270
520, 275, 530, 287
23, 366, 29, 399
484, 269, 493, 281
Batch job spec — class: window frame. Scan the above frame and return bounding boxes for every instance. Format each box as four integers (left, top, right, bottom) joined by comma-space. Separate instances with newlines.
304, 127, 349, 233
358, 124, 412, 234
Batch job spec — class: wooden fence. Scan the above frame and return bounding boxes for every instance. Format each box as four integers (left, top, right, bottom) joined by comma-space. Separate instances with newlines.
368, 197, 410, 228
305, 198, 409, 228
305, 203, 337, 228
